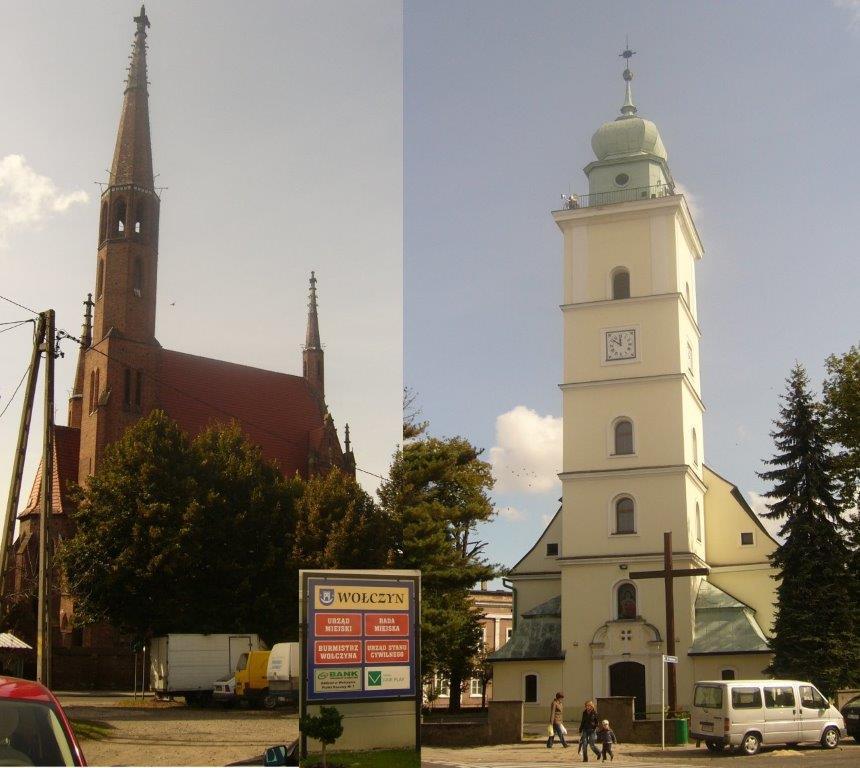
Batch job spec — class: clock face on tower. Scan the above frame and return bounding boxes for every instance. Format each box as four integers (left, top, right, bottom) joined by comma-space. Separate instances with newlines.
605, 329, 637, 361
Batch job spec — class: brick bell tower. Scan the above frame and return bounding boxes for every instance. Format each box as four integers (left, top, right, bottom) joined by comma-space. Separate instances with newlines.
78, 5, 161, 482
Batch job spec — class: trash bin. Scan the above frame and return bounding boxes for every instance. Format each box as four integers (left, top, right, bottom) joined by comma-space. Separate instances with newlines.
673, 717, 689, 745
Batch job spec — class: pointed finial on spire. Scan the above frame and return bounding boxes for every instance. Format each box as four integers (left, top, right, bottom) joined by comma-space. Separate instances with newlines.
619, 38, 637, 118
82, 293, 94, 349
344, 423, 352, 454
305, 270, 322, 350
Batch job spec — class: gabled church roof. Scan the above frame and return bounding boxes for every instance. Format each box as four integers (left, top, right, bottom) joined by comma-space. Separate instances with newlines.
488, 595, 564, 662
157, 348, 340, 478
689, 581, 770, 656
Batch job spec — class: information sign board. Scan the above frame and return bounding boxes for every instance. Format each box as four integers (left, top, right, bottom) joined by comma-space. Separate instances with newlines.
305, 575, 417, 702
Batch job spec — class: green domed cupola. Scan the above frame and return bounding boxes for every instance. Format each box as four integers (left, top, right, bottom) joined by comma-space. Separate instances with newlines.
584, 45, 674, 199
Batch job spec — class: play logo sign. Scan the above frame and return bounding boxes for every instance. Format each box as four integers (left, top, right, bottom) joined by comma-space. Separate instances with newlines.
364, 665, 410, 691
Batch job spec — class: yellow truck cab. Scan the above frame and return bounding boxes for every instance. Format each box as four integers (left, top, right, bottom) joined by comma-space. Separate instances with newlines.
234, 650, 273, 708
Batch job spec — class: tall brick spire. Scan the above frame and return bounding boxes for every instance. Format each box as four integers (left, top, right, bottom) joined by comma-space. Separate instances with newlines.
303, 271, 324, 399
110, 5, 154, 189
67, 294, 93, 429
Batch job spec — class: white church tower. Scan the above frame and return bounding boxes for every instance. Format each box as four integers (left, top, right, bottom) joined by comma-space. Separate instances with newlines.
490, 49, 777, 724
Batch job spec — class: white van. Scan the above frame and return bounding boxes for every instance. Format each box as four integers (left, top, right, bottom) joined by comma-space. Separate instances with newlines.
691, 679, 846, 755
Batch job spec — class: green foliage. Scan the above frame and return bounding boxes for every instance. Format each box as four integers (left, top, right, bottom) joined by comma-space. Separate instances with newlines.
758, 364, 859, 695
300, 706, 343, 768
60, 411, 301, 644
379, 431, 497, 710
293, 468, 392, 570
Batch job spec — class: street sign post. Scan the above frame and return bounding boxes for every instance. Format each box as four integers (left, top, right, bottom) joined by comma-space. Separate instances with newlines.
661, 654, 678, 749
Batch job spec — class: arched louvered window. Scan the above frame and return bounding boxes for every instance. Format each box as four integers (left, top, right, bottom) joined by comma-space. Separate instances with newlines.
614, 419, 633, 455
612, 269, 630, 299
615, 497, 635, 534
113, 199, 127, 234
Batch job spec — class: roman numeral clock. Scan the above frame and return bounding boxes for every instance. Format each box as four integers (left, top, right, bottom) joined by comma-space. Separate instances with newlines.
605, 328, 637, 362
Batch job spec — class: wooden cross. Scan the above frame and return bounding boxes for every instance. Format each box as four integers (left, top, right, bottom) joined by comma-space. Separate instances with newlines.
630, 531, 708, 715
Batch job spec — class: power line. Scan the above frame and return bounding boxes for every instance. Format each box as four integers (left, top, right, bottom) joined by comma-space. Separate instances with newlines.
0, 320, 34, 336
0, 363, 32, 421
0, 291, 388, 481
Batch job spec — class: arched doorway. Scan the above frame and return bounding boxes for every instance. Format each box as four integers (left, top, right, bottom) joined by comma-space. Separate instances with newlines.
609, 661, 646, 719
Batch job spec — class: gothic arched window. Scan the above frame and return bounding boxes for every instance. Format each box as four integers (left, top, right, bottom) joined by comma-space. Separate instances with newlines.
94, 369, 100, 409
96, 259, 105, 298
113, 198, 127, 234
615, 497, 635, 534
99, 202, 108, 242
617, 583, 637, 619
88, 370, 95, 413
691, 428, 699, 467
133, 257, 143, 296
134, 201, 145, 235
612, 269, 630, 300
614, 419, 634, 455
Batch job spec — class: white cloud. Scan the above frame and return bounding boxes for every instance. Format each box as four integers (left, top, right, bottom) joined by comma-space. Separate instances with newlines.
0, 155, 88, 244
675, 181, 702, 222
497, 505, 524, 522
490, 405, 562, 494
834, 1, 860, 27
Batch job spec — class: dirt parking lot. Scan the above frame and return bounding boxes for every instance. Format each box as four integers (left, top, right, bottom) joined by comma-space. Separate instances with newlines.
58, 693, 299, 766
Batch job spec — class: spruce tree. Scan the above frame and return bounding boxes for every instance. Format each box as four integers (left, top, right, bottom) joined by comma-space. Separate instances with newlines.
758, 364, 858, 695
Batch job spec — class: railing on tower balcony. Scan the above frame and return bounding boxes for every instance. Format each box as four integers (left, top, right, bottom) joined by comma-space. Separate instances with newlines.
556, 182, 675, 212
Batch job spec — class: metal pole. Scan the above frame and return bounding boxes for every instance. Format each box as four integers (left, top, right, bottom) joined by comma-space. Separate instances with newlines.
0, 316, 46, 612
663, 531, 677, 716
661, 655, 666, 750
37, 310, 55, 686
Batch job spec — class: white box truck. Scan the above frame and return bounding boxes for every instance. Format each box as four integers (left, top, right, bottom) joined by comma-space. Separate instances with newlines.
149, 633, 263, 704
266, 642, 300, 703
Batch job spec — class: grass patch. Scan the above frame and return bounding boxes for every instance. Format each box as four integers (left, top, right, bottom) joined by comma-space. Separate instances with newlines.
301, 748, 420, 768
71, 720, 113, 741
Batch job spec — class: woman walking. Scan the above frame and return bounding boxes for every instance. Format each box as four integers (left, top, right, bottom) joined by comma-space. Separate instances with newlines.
578, 700, 602, 762
546, 692, 568, 748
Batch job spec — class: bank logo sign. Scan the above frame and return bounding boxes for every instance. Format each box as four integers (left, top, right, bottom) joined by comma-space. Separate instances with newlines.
306, 575, 417, 703
314, 667, 362, 694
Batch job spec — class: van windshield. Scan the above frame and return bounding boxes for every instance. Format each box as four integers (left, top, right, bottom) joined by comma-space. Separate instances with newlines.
236, 653, 249, 672
694, 685, 722, 708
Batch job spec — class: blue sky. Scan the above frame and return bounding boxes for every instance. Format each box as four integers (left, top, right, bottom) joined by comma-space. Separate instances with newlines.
404, 0, 860, 570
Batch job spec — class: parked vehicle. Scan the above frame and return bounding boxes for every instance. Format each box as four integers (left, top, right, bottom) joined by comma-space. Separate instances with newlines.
229, 642, 300, 708
691, 679, 847, 755
266, 642, 299, 703
213, 675, 236, 705
841, 695, 860, 741
149, 633, 263, 704
0, 676, 87, 765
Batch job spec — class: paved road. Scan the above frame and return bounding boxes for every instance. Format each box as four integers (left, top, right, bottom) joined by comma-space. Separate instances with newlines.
422, 739, 860, 768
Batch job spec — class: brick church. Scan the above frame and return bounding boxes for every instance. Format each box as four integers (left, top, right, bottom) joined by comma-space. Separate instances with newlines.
7, 7, 355, 682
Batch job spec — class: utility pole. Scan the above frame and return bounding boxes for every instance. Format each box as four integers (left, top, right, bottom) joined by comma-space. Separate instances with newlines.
0, 316, 46, 612
37, 310, 56, 686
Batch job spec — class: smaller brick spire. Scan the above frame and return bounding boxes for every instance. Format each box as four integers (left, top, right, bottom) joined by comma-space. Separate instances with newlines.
109, 5, 154, 189
67, 294, 94, 429
303, 271, 324, 400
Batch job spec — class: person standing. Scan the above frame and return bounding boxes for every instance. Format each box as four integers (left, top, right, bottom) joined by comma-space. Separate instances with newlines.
546, 692, 568, 748
597, 719, 617, 761
578, 700, 602, 761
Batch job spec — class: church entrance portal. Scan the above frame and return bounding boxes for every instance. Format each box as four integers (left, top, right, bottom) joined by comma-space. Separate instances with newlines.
609, 661, 646, 719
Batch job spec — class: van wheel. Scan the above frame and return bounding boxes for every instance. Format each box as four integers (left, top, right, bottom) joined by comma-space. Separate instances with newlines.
821, 727, 839, 749
741, 733, 761, 755
263, 694, 278, 710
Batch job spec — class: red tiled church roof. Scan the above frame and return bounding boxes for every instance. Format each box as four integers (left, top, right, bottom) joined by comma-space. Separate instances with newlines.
20, 426, 80, 518
156, 348, 332, 478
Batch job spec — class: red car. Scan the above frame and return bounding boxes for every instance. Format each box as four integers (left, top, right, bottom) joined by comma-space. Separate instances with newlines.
0, 676, 86, 766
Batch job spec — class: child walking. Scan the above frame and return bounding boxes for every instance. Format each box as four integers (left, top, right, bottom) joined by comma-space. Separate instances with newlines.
597, 719, 617, 761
